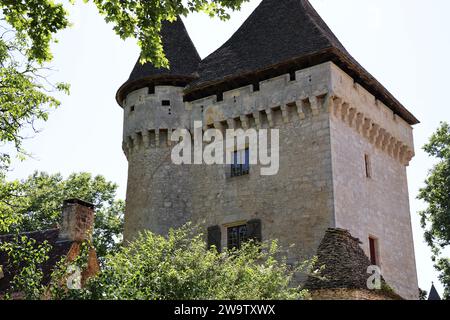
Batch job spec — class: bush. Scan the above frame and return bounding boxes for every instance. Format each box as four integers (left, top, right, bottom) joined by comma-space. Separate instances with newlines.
67, 224, 310, 300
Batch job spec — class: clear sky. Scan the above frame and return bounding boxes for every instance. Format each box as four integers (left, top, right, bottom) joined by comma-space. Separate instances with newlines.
5, 0, 450, 297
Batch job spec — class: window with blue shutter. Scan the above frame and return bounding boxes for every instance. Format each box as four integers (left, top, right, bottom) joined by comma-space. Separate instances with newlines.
231, 149, 250, 177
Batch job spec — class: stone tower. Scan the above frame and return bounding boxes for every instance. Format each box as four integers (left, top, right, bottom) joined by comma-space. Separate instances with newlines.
116, 0, 419, 299
116, 19, 201, 238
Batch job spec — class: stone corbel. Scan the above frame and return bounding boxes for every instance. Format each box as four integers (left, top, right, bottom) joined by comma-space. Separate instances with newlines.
381, 132, 391, 151
280, 105, 289, 124
369, 123, 380, 144
132, 133, 141, 151
362, 118, 373, 139
393, 141, 403, 160
253, 112, 262, 129
214, 121, 225, 132
265, 109, 274, 127
375, 128, 386, 149
167, 129, 173, 147
340, 103, 350, 122
142, 131, 150, 148
295, 99, 306, 120
332, 97, 343, 118
309, 96, 320, 116
386, 137, 396, 156
227, 118, 236, 130
354, 113, 364, 133
240, 115, 250, 129
347, 107, 357, 128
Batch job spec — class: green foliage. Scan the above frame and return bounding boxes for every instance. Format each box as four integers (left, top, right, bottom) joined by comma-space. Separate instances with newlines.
418, 288, 428, 300
418, 122, 450, 299
0, 0, 247, 172
0, 29, 70, 171
63, 224, 311, 300
0, 171, 124, 259
87, 0, 249, 67
0, 235, 51, 299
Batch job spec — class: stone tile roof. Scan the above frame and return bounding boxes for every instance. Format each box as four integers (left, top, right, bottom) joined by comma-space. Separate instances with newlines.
185, 0, 418, 125
305, 228, 402, 299
0, 229, 72, 293
116, 0, 419, 125
116, 18, 201, 105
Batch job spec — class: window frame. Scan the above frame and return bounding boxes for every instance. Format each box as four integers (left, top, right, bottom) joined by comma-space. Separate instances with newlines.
227, 224, 248, 250
230, 148, 250, 178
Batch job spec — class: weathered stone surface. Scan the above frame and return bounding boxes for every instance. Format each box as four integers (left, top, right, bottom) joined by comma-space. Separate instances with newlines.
121, 53, 419, 303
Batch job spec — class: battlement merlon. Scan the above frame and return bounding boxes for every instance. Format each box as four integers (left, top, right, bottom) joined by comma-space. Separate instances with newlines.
121, 62, 415, 165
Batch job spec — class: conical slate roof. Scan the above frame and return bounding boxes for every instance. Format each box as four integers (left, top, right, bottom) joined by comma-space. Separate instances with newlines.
428, 283, 441, 300
185, 0, 418, 125
116, 18, 201, 105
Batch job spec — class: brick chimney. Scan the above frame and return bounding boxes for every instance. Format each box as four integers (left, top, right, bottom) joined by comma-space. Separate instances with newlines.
58, 199, 95, 242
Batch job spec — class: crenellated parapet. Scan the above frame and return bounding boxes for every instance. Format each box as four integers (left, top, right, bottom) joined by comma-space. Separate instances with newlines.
122, 62, 415, 167
328, 95, 414, 166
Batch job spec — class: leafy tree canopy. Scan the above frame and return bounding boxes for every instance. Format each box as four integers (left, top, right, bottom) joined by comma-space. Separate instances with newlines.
55, 225, 313, 300
0, 171, 124, 258
418, 122, 450, 298
0, 0, 248, 171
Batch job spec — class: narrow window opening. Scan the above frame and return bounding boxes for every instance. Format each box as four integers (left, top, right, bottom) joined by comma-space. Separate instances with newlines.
253, 82, 260, 92
130, 105, 135, 113
365, 154, 372, 178
148, 86, 155, 94
217, 92, 223, 102
369, 237, 379, 266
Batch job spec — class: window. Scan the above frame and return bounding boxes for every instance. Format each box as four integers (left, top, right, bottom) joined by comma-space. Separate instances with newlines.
231, 149, 250, 177
369, 237, 379, 266
364, 154, 372, 178
227, 224, 248, 249
130, 105, 135, 113
162, 100, 171, 106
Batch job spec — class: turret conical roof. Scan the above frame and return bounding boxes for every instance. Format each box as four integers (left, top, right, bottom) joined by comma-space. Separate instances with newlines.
116, 18, 201, 105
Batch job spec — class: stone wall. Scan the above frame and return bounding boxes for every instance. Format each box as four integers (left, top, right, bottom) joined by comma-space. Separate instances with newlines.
310, 289, 397, 300
121, 62, 418, 299
328, 65, 418, 300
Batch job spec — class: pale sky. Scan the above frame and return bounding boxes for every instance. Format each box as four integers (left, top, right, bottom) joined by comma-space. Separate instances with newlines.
5, 0, 450, 297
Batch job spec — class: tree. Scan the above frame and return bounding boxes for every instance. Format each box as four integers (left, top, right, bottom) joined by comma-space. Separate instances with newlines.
418, 122, 450, 299
54, 224, 312, 300
0, 0, 248, 172
0, 171, 124, 259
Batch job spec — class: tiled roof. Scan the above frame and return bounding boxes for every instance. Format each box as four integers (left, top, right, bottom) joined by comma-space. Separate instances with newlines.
116, 18, 201, 105
0, 229, 72, 293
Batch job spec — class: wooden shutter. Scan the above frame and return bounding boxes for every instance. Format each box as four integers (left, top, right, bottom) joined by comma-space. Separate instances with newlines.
246, 219, 262, 242
207, 225, 222, 253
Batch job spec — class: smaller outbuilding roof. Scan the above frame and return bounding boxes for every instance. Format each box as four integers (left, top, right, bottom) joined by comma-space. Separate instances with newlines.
0, 229, 73, 293
305, 228, 402, 299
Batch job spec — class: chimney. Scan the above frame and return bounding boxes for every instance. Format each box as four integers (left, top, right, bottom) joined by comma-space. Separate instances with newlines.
58, 199, 95, 242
